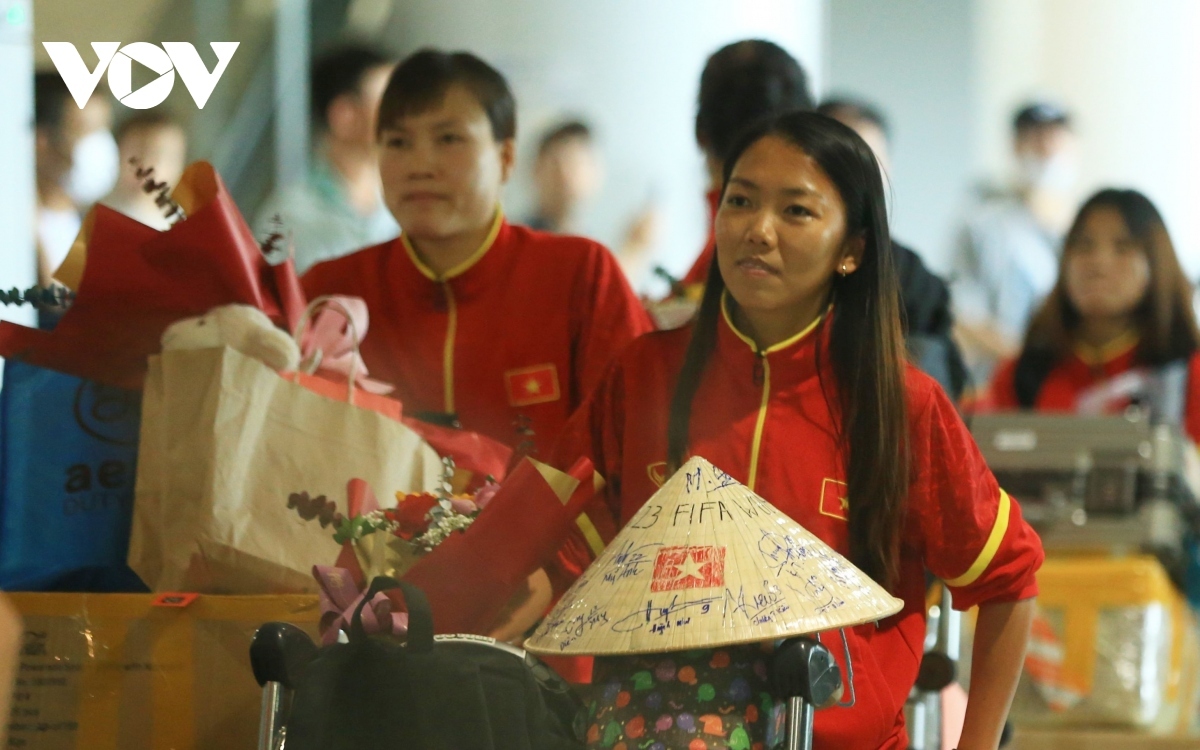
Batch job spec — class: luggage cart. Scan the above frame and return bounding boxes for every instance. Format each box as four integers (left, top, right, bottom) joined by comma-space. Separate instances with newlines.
250, 577, 585, 750
772, 636, 845, 750
904, 583, 960, 750
250, 622, 317, 750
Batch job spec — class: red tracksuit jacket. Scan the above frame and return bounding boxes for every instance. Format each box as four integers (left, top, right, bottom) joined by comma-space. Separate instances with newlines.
301, 213, 654, 453
551, 301, 1044, 749
681, 189, 721, 288
989, 335, 1200, 439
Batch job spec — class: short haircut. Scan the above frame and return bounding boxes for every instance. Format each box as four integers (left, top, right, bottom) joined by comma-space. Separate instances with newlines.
34, 71, 72, 132
310, 44, 392, 128
695, 39, 813, 160
1013, 101, 1070, 134
817, 97, 890, 142
537, 119, 591, 157
377, 48, 516, 141
113, 111, 182, 144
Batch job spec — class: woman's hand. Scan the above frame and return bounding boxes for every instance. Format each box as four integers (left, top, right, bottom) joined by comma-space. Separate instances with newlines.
485, 569, 554, 645
957, 598, 1035, 750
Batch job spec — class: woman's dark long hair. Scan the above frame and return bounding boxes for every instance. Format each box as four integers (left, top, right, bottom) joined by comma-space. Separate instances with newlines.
1013, 189, 1200, 406
667, 111, 910, 589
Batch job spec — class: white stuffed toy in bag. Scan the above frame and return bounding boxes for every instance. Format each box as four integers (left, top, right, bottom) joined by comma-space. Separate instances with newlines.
161, 304, 301, 372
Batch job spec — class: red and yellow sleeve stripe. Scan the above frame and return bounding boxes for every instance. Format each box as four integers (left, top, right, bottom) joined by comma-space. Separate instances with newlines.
945, 489, 1012, 588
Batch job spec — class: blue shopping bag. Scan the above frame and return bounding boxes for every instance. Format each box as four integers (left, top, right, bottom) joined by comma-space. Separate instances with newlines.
0, 359, 147, 591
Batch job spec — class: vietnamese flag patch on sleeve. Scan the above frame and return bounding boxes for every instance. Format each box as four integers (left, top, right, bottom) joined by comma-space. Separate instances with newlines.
819, 478, 849, 521
505, 364, 561, 407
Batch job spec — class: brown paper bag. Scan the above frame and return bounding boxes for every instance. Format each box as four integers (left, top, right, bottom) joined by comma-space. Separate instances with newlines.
128, 346, 440, 594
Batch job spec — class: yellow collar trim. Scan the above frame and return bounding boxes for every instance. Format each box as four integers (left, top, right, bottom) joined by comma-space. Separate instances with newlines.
721, 291, 827, 355
1073, 330, 1140, 366
400, 207, 504, 281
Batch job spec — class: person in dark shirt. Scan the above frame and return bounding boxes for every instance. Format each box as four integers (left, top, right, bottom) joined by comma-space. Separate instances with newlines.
680, 40, 814, 289
819, 96, 969, 399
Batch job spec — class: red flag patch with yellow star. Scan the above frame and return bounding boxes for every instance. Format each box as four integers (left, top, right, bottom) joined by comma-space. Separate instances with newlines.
819, 478, 849, 521
505, 364, 561, 407
651, 545, 726, 592
646, 461, 668, 488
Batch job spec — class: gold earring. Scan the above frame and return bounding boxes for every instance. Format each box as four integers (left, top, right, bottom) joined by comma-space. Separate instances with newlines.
839, 261, 849, 276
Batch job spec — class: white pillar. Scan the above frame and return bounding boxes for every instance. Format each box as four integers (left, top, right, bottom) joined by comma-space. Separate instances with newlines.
826, 0, 977, 272
0, 0, 37, 328
384, 0, 826, 292
974, 0, 1200, 274
274, 0, 310, 191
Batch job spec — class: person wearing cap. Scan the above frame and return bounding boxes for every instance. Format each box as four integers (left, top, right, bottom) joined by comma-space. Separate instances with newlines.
549, 112, 1043, 748
301, 49, 653, 455
677, 40, 814, 293
952, 102, 1078, 388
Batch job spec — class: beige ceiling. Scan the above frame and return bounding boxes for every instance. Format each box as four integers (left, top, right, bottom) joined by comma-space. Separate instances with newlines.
33, 0, 167, 69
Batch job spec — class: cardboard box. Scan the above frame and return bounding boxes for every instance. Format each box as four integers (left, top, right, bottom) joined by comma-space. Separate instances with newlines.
5, 592, 319, 749
962, 555, 1200, 735
1014, 728, 1200, 749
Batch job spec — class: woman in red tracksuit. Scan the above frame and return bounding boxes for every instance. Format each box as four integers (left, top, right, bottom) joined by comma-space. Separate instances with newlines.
989, 188, 1200, 436
549, 112, 1044, 749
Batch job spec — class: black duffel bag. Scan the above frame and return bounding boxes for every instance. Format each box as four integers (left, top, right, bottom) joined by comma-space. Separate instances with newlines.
285, 576, 585, 750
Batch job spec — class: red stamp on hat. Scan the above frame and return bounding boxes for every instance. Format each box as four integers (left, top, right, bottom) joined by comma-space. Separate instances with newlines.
651, 545, 726, 592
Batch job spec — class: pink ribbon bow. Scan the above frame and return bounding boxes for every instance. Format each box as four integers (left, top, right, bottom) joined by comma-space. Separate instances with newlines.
312, 478, 415, 645
313, 564, 409, 645
300, 296, 394, 395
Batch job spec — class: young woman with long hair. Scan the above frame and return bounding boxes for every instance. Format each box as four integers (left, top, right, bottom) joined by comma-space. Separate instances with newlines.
550, 111, 1043, 749
990, 189, 1200, 434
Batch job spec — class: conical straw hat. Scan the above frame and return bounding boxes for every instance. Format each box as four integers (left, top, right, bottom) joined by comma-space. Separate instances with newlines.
525, 456, 903, 656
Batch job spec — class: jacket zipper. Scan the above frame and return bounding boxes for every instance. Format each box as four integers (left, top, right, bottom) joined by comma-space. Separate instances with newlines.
442, 282, 457, 413
748, 352, 770, 492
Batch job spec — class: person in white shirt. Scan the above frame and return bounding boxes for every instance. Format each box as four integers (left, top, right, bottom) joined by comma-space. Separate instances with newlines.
953, 102, 1079, 384
33, 72, 118, 286
525, 119, 660, 287
255, 45, 399, 273
100, 112, 188, 230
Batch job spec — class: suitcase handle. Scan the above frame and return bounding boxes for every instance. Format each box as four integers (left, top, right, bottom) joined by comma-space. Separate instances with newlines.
350, 576, 434, 653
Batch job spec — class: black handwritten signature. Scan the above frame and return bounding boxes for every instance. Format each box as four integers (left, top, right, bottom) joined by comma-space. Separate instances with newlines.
758, 530, 813, 578
612, 594, 722, 633
786, 575, 846, 615
684, 465, 739, 494
723, 581, 791, 625
710, 467, 737, 490
603, 540, 663, 583
542, 604, 610, 650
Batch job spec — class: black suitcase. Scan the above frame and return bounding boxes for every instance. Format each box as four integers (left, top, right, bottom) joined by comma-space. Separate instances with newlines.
252, 577, 585, 750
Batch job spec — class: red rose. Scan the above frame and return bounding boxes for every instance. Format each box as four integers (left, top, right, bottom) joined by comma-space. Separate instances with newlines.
390, 493, 438, 540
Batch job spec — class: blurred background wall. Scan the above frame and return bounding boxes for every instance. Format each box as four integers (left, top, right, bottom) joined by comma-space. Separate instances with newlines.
825, 0, 975, 273
9, 0, 1200, 290
974, 0, 1200, 277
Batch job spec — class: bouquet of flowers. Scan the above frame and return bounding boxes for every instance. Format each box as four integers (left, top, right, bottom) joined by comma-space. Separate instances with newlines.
289, 458, 483, 586
0, 161, 306, 389
295, 455, 600, 644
